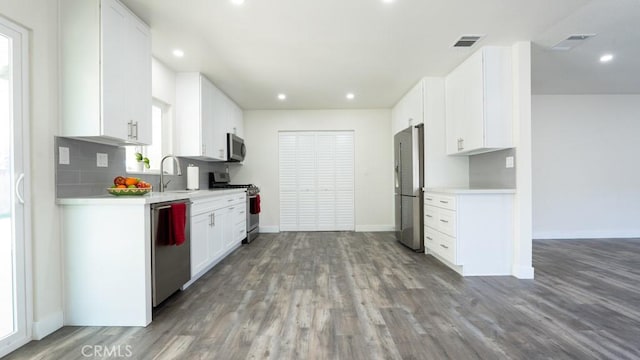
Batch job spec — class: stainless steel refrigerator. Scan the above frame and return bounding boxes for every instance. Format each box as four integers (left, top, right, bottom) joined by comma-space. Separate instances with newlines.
394, 124, 424, 251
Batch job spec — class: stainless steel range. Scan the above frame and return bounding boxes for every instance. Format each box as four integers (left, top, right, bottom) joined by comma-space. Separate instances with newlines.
209, 172, 260, 243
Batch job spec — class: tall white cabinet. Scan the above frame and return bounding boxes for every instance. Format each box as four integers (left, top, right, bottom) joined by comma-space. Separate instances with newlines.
392, 81, 424, 135
176, 72, 244, 161
279, 132, 355, 231
445, 46, 513, 155
60, 0, 152, 145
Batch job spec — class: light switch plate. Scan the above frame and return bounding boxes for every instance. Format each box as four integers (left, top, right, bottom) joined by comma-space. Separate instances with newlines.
59, 147, 70, 165
97, 153, 108, 167
506, 156, 514, 168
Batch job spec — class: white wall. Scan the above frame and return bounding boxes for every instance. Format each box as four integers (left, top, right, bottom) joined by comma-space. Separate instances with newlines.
0, 0, 62, 338
532, 95, 640, 239
231, 109, 393, 232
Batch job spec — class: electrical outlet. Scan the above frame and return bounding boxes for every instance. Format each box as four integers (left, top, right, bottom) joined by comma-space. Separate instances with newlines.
59, 147, 70, 165
505, 156, 514, 168
97, 153, 108, 167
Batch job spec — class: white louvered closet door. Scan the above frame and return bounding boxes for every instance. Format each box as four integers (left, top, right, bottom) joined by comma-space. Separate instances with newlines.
334, 133, 355, 230
316, 134, 336, 231
296, 134, 317, 231
279, 131, 354, 231
278, 134, 298, 231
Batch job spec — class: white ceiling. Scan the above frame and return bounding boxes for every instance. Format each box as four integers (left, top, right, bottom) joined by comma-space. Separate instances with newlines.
532, 0, 640, 95
120, 0, 629, 110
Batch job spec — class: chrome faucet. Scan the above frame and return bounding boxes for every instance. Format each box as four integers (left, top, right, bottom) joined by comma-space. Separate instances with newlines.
159, 155, 182, 192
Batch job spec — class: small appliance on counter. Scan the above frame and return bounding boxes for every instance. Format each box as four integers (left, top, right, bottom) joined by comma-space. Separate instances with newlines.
209, 171, 260, 243
186, 164, 199, 190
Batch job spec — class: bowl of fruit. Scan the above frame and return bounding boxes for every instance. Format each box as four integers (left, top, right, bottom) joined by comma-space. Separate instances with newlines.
107, 176, 152, 196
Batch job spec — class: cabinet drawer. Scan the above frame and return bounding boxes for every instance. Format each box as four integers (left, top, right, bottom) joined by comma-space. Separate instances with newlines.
424, 205, 438, 228
192, 198, 226, 215
424, 226, 438, 250
430, 230, 458, 265
435, 209, 456, 237
234, 222, 246, 242
424, 193, 456, 211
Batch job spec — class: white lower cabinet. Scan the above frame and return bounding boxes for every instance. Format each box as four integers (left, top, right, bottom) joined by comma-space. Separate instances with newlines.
424, 190, 514, 276
188, 192, 245, 285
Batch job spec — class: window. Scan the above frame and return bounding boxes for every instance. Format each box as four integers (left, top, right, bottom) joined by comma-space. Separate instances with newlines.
126, 101, 169, 173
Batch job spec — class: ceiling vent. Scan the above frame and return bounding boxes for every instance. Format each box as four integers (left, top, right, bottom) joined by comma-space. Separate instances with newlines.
452, 35, 483, 48
551, 34, 596, 51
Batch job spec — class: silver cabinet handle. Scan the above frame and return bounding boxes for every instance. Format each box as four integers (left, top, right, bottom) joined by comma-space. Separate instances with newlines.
440, 200, 449, 204
202, 144, 206, 156
15, 173, 25, 204
127, 121, 133, 139
239, 229, 244, 234
425, 197, 433, 201
457, 138, 464, 151
228, 199, 234, 202
426, 214, 433, 218
133, 121, 139, 140
440, 219, 449, 223
440, 244, 449, 249
426, 236, 433, 241
229, 207, 235, 210
239, 211, 245, 214
219, 149, 224, 158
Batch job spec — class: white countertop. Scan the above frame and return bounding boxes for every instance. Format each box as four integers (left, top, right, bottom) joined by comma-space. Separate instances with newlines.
57, 188, 246, 205
425, 187, 516, 195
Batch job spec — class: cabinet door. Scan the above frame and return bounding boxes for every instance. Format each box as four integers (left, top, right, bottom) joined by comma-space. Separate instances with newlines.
209, 209, 225, 261
458, 52, 485, 152
404, 81, 423, 127
210, 84, 228, 161
200, 76, 219, 159
229, 101, 243, 138
101, 0, 128, 141
220, 208, 234, 251
190, 212, 211, 276
126, 16, 152, 145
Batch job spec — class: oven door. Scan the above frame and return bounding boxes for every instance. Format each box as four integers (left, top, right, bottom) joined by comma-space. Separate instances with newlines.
227, 133, 246, 162
245, 194, 260, 243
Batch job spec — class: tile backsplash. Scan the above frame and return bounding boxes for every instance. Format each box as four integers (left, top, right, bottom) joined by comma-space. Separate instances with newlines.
468, 148, 516, 189
55, 137, 229, 198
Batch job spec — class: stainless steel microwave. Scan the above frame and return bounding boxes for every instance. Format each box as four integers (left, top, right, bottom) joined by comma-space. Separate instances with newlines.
227, 133, 246, 162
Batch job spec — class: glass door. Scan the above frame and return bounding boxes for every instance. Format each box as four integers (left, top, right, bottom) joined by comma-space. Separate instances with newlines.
0, 16, 30, 357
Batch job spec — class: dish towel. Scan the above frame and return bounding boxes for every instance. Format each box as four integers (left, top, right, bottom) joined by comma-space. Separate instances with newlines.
251, 195, 261, 214
170, 203, 187, 246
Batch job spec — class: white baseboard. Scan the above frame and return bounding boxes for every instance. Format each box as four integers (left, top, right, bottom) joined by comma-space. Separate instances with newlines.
32, 310, 63, 340
259, 225, 279, 233
533, 230, 640, 240
355, 225, 395, 232
511, 265, 535, 279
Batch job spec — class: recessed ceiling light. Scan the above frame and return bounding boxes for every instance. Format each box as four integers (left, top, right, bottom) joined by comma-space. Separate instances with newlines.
346, 93, 355, 100
172, 49, 184, 58
231, 0, 245, 5
600, 53, 614, 63
277, 93, 287, 100
382, 0, 395, 3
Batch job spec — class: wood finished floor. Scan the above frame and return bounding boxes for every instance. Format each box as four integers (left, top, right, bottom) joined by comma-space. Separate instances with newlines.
6, 233, 640, 359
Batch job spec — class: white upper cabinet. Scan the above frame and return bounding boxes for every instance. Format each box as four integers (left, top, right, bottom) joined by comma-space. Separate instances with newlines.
176, 72, 244, 161
445, 46, 513, 156
60, 0, 151, 145
392, 80, 424, 135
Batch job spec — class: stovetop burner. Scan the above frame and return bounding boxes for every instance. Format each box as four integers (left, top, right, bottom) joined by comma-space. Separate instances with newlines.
209, 172, 260, 195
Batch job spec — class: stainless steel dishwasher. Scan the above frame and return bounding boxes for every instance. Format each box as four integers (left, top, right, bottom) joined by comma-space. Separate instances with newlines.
151, 199, 191, 307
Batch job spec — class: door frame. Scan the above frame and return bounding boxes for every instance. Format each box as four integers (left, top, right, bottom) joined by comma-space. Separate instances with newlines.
0, 14, 32, 358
